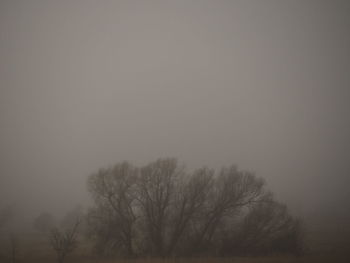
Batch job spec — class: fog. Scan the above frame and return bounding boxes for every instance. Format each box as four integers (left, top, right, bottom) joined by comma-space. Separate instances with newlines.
0, 0, 349, 239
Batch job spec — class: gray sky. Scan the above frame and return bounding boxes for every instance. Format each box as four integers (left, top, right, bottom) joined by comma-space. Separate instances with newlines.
1, 0, 349, 220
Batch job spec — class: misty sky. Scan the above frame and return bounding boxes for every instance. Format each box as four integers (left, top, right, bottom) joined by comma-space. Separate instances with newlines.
0, 0, 349, 220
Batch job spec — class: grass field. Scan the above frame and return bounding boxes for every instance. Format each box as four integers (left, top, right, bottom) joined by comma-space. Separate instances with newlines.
1, 233, 348, 263
2, 254, 349, 263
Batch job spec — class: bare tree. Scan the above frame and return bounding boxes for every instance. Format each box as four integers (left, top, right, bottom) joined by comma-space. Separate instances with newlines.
49, 220, 80, 263
166, 167, 213, 255
220, 200, 304, 256
136, 158, 182, 256
188, 166, 266, 254
61, 206, 88, 236
87, 162, 138, 256
87, 158, 303, 257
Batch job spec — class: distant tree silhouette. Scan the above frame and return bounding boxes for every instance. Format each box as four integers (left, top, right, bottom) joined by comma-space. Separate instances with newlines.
87, 158, 304, 257
9, 232, 19, 263
0, 206, 20, 262
33, 212, 55, 234
0, 206, 13, 230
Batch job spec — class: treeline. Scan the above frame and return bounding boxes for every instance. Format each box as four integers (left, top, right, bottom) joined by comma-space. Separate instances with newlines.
86, 158, 303, 257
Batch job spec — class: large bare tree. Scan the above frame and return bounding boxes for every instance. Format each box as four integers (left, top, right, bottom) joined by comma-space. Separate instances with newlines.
136, 158, 182, 256
188, 166, 266, 254
88, 162, 138, 256
87, 158, 303, 257
166, 167, 213, 255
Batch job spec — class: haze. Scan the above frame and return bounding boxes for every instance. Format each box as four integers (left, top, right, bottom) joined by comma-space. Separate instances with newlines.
0, 0, 349, 237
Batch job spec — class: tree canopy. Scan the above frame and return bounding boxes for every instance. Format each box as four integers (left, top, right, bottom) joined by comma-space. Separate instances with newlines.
87, 158, 303, 257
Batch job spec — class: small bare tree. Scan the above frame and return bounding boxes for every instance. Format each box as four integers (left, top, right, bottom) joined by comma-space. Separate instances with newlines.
49, 220, 80, 263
